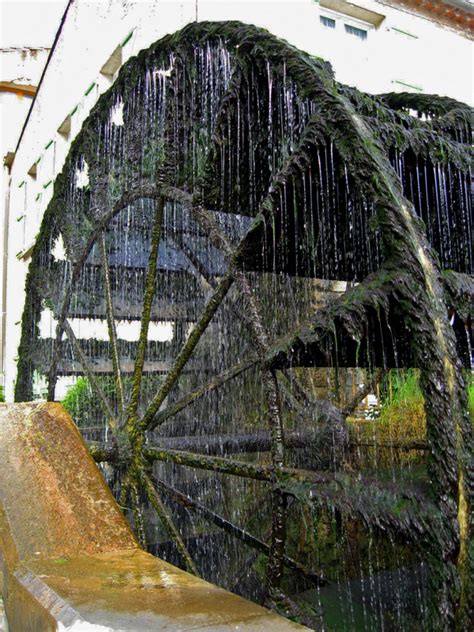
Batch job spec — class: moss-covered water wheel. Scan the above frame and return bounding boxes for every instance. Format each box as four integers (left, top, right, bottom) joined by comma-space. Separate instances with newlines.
16, 21, 472, 630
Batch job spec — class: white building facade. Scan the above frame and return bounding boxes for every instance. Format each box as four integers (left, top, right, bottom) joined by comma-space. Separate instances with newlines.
1, 45, 50, 397
2, 0, 472, 401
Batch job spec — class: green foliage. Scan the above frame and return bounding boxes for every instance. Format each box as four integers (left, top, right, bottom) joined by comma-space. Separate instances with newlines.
0, 383, 4, 402
373, 369, 425, 439
62, 377, 106, 428
61, 376, 88, 412
61, 374, 165, 429
355, 368, 473, 451
378, 370, 426, 458
352, 369, 426, 467
467, 373, 474, 421
381, 369, 424, 409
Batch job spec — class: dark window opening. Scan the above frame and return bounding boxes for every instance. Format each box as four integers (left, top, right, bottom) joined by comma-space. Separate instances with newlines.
320, 16, 336, 29
345, 24, 367, 40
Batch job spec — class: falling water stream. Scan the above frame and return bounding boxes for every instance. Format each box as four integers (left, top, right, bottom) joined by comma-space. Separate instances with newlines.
15, 22, 472, 631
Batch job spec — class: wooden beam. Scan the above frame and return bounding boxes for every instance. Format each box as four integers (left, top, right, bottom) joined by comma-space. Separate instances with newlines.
0, 81, 36, 97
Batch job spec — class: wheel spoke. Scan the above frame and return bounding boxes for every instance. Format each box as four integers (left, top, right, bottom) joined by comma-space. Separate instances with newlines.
154, 476, 327, 586
130, 479, 147, 548
139, 271, 235, 430
275, 371, 304, 413
99, 230, 125, 418
119, 471, 132, 509
145, 446, 275, 481
47, 184, 162, 400
62, 318, 118, 433
150, 356, 258, 430
125, 197, 164, 428
171, 233, 255, 333
170, 233, 214, 291
141, 472, 198, 575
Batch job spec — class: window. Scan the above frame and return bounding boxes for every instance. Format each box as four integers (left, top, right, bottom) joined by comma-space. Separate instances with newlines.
320, 15, 336, 29
344, 24, 367, 40
317, 7, 373, 41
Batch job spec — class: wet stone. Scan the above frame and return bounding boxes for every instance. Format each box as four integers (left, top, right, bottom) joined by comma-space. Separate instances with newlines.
0, 403, 307, 631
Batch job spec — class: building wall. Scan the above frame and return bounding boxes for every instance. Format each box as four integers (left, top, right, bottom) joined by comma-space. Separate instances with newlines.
2, 0, 472, 400
0, 47, 50, 155
1, 46, 50, 392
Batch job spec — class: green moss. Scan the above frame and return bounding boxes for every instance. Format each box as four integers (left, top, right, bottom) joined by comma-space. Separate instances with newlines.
52, 557, 69, 565
467, 374, 474, 421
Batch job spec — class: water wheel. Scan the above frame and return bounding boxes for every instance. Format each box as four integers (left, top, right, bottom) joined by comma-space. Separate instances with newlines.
16, 22, 472, 630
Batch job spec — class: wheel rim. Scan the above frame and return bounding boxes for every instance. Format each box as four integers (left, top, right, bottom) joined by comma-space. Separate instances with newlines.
15, 21, 472, 629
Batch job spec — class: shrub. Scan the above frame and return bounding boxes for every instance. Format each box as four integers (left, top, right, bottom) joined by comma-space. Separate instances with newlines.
350, 369, 426, 469
62, 376, 104, 428
377, 369, 426, 441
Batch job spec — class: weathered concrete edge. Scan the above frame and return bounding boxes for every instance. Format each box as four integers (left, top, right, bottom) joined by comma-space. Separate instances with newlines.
0, 403, 309, 631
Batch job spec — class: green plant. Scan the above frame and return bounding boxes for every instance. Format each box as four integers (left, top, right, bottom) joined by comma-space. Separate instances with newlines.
62, 377, 103, 428
351, 369, 426, 467
61, 374, 165, 429
373, 370, 425, 438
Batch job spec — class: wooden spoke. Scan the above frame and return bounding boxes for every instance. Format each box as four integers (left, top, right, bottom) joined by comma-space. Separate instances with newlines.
141, 472, 198, 575
125, 197, 164, 428
145, 446, 275, 481
143, 447, 342, 488
154, 476, 327, 586
99, 230, 125, 418
170, 233, 214, 291
119, 471, 132, 509
130, 479, 147, 549
150, 356, 258, 430
62, 318, 118, 433
47, 184, 162, 400
171, 233, 255, 334
276, 372, 304, 413
139, 271, 235, 430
